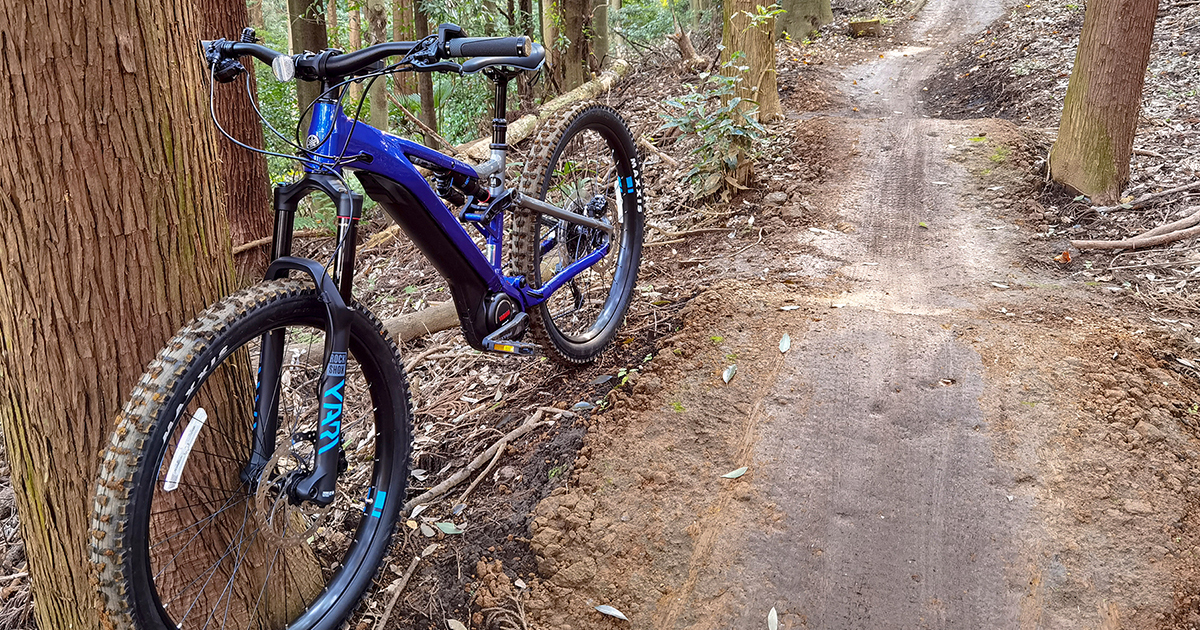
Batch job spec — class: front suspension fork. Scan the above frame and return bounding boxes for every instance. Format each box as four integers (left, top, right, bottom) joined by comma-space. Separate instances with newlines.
242, 175, 362, 507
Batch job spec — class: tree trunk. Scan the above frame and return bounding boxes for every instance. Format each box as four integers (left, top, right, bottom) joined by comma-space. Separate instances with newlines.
591, 0, 609, 71
248, 0, 265, 29
366, 0, 390, 131
776, 0, 832, 38
414, 8, 439, 144
393, 0, 417, 94
349, 6, 364, 104
288, 0, 329, 123
517, 0, 536, 107
327, 0, 340, 49
1049, 0, 1159, 205
543, 0, 589, 93
722, 0, 781, 123
202, 0, 273, 284
0, 1, 243, 627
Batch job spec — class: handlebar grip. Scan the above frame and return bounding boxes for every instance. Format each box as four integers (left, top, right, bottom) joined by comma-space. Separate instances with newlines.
446, 36, 531, 58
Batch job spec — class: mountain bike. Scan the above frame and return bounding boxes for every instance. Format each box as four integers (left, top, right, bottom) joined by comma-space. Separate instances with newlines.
89, 23, 643, 630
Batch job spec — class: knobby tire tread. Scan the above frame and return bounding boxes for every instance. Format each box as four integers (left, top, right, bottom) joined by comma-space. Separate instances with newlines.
90, 278, 411, 630
511, 101, 643, 366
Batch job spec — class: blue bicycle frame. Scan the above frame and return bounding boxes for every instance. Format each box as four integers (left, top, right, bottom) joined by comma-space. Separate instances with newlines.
247, 74, 613, 505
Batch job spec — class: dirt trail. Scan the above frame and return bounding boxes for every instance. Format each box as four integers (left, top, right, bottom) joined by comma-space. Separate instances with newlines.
517, 2, 1200, 628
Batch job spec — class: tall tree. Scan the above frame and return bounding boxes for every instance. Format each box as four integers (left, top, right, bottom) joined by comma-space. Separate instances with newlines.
591, 0, 609, 71
288, 0, 329, 119
414, 5, 439, 143
1049, 0, 1159, 205
543, 0, 589, 92
393, 0, 417, 94
327, 0, 341, 49
249, 0, 265, 30
201, 0, 273, 283
517, 0, 535, 107
0, 0, 238, 626
365, 0, 390, 131
722, 0, 781, 122
349, 5, 364, 103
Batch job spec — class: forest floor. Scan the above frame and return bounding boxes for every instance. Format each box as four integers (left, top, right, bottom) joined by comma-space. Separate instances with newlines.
3, 0, 1200, 629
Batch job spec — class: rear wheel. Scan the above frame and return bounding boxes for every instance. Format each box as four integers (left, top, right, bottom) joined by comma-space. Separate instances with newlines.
513, 102, 645, 365
91, 279, 411, 630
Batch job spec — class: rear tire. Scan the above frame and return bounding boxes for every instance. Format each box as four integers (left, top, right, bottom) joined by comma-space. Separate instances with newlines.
513, 102, 645, 365
91, 278, 411, 630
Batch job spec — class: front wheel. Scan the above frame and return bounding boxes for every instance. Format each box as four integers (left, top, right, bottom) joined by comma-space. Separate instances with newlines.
513, 102, 645, 365
91, 278, 411, 630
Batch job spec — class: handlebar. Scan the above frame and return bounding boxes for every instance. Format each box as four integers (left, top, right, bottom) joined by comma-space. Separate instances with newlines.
201, 24, 532, 84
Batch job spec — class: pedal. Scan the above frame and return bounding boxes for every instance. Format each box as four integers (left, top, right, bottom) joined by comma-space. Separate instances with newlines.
482, 311, 538, 356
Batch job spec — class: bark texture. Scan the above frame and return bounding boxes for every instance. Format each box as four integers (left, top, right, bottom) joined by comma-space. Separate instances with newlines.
366, 0, 390, 131
0, 1, 238, 627
1049, 0, 1159, 205
591, 0, 609, 71
543, 0, 590, 93
776, 0, 832, 38
349, 7, 364, 103
288, 0, 328, 118
414, 8, 438, 144
722, 0, 781, 122
393, 0, 417, 94
201, 0, 273, 284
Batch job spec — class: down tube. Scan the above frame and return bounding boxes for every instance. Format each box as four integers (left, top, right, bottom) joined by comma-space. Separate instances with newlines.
341, 125, 522, 302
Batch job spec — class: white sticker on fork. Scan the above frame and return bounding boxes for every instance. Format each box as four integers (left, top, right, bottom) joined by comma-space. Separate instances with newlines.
163, 408, 207, 492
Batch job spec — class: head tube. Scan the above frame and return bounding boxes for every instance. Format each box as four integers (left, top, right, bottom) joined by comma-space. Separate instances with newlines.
304, 99, 348, 172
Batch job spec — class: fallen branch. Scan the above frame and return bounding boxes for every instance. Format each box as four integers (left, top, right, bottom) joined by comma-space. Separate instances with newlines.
1095, 180, 1200, 213
384, 301, 459, 343
1138, 206, 1200, 239
1133, 148, 1166, 159
456, 60, 632, 161
374, 555, 421, 630
458, 438, 507, 504
638, 136, 680, 167
404, 343, 452, 373
402, 410, 551, 514
1072, 223, 1200, 250
232, 229, 330, 255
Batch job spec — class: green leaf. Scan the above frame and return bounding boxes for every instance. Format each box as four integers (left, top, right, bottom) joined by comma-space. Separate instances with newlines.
722, 466, 748, 479
435, 522, 464, 535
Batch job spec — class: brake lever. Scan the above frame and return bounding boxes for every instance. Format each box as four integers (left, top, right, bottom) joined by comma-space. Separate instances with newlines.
201, 38, 247, 83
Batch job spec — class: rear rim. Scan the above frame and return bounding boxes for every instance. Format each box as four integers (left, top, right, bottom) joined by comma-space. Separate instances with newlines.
534, 119, 639, 346
128, 305, 402, 630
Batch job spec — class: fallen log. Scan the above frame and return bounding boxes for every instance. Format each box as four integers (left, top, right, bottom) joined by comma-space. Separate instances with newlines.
383, 301, 459, 343
456, 59, 632, 161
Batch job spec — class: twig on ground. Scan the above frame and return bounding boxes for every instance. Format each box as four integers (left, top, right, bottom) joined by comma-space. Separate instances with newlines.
1072, 223, 1200, 250
458, 438, 507, 504
733, 228, 766, 256
637, 136, 680, 167
402, 410, 550, 513
1133, 148, 1167, 158
1137, 207, 1200, 239
404, 344, 453, 373
1094, 180, 1200, 213
232, 229, 330, 255
374, 555, 422, 630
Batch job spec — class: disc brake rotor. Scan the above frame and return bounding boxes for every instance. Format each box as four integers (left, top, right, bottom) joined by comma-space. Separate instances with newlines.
254, 446, 332, 545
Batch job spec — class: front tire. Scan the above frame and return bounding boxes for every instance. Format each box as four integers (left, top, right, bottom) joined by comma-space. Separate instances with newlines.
91, 279, 411, 630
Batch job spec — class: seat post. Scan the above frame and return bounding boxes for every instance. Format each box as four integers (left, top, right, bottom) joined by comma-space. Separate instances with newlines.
489, 76, 510, 190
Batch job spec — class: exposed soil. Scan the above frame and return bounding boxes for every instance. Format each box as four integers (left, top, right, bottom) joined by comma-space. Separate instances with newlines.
4, 1, 1200, 629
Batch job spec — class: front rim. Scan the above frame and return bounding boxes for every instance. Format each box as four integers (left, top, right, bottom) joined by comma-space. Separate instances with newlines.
129, 307, 400, 630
